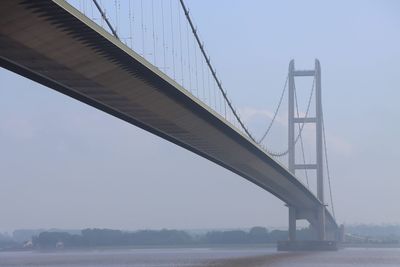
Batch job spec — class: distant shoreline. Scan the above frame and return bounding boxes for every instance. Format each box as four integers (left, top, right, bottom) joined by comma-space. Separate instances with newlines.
341, 243, 400, 249
0, 243, 276, 252
2, 243, 400, 253
2, 226, 399, 252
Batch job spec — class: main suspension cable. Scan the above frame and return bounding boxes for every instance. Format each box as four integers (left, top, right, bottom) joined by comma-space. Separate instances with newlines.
258, 76, 288, 144
178, 0, 256, 142
92, 0, 120, 39
90, 0, 319, 167
266, 77, 315, 157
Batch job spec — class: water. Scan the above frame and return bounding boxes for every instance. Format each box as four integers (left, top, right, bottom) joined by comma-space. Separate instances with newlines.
1, 247, 399, 266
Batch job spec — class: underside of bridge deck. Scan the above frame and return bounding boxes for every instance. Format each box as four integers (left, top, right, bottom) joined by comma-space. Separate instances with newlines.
0, 0, 338, 237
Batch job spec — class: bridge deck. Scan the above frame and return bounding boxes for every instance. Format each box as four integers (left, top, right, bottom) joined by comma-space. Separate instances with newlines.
0, 0, 336, 231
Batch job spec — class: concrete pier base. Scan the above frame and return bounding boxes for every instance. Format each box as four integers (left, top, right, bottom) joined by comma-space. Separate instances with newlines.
277, 240, 338, 251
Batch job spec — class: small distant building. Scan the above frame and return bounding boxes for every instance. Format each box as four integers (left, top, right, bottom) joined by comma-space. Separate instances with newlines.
55, 241, 64, 249
23, 240, 33, 248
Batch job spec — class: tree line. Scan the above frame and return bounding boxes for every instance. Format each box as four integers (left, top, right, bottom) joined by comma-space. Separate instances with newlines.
32, 227, 315, 248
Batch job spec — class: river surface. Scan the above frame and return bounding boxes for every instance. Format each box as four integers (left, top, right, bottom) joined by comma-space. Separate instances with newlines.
1, 247, 400, 266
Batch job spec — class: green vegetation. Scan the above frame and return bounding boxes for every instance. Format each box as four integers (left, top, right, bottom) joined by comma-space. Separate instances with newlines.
33, 229, 191, 248
0, 233, 16, 249
2, 224, 399, 250
30, 227, 318, 249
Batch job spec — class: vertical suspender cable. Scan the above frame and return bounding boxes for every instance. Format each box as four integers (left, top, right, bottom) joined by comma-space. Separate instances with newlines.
114, 0, 119, 36
140, 0, 145, 56
294, 85, 310, 188
186, 17, 192, 92
90, 0, 94, 20
194, 36, 199, 97
161, 0, 167, 71
178, 6, 184, 86
322, 110, 336, 219
151, 0, 156, 65
128, 0, 133, 49
207, 65, 211, 107
201, 53, 205, 101
169, 0, 176, 79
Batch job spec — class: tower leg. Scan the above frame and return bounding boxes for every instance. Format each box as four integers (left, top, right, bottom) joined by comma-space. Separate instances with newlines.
317, 205, 326, 241
288, 206, 296, 241
315, 59, 326, 241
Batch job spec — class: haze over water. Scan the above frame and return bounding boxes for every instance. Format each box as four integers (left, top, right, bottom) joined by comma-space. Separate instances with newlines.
1, 248, 400, 267
1, 0, 399, 266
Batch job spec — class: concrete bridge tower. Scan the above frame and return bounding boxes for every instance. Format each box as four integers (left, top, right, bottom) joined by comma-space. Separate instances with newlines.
287, 59, 326, 242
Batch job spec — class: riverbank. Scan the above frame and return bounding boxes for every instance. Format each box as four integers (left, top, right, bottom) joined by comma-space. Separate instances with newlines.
3, 241, 400, 253
1, 247, 400, 267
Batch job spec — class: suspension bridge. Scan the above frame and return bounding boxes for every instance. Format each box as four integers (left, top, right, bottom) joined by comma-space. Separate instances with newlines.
0, 0, 340, 250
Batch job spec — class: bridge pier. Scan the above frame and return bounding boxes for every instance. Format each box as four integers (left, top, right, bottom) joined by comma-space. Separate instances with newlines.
317, 205, 326, 241
278, 204, 337, 251
288, 206, 297, 241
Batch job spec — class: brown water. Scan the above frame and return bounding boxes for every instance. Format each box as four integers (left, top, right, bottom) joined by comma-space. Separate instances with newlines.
0, 247, 399, 266
214, 248, 400, 267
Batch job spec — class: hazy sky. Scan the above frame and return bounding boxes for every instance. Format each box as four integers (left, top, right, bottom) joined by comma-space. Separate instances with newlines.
1, 0, 399, 232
